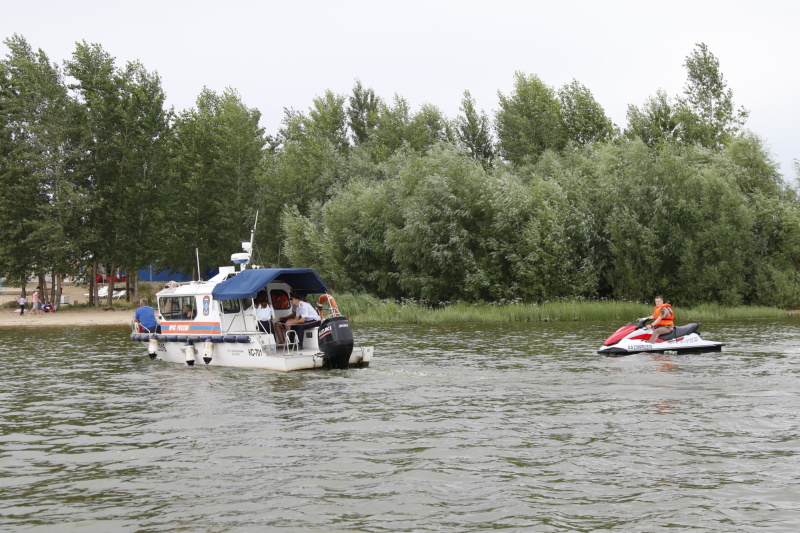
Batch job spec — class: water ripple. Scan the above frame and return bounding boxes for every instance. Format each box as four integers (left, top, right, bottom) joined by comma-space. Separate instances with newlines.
1, 320, 799, 531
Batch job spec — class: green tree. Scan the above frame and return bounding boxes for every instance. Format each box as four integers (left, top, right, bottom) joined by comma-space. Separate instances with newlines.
670, 158, 754, 305
678, 43, 749, 149
455, 90, 494, 169
384, 144, 490, 302
495, 72, 564, 165
65, 41, 120, 295
624, 89, 681, 147
588, 141, 759, 304
558, 79, 614, 146
320, 177, 402, 295
162, 87, 265, 275
745, 193, 800, 307
66, 41, 171, 303
368, 94, 413, 162
0, 35, 84, 292
406, 103, 454, 151
347, 79, 380, 146
724, 134, 782, 198
262, 91, 350, 264
478, 167, 581, 302
109, 59, 171, 295
626, 44, 749, 151
280, 203, 329, 274
307, 89, 349, 154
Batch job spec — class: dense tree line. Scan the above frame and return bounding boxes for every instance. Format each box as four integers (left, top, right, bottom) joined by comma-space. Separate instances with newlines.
1, 35, 798, 307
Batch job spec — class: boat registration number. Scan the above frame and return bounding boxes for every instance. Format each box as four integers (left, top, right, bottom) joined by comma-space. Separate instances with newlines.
248, 348, 263, 357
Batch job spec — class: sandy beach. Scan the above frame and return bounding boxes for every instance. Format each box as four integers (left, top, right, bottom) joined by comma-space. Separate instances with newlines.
1, 307, 134, 328
1, 282, 135, 328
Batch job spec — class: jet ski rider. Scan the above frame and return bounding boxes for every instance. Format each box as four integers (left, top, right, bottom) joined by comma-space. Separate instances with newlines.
645, 296, 674, 343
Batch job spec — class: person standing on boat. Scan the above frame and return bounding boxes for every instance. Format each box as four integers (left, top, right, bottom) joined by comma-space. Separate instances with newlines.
252, 298, 275, 335
284, 293, 321, 349
645, 296, 674, 343
134, 298, 161, 334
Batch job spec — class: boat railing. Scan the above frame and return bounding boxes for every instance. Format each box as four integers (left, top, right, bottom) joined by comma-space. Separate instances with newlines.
283, 330, 300, 355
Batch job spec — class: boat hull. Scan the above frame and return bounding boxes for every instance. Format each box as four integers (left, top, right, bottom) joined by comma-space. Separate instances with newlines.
132, 333, 373, 372
598, 332, 724, 357
598, 339, 724, 356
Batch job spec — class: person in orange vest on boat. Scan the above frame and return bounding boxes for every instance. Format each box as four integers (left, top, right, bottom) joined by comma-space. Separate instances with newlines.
645, 296, 674, 343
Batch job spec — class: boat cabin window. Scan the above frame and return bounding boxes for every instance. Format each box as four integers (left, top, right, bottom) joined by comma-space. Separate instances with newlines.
220, 298, 243, 314
159, 296, 196, 320
271, 290, 291, 310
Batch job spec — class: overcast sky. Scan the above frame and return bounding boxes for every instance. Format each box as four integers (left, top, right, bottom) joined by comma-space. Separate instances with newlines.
3, 0, 798, 178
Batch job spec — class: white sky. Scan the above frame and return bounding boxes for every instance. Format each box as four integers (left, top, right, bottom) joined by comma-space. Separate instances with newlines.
3, 0, 798, 179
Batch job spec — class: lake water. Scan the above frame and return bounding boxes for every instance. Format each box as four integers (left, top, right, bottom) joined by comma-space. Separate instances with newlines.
2, 319, 800, 532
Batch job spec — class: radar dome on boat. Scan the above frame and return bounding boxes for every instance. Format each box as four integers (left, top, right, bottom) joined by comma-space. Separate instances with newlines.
231, 252, 250, 264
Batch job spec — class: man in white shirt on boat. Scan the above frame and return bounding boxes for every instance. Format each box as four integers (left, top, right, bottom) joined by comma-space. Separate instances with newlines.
281, 293, 321, 349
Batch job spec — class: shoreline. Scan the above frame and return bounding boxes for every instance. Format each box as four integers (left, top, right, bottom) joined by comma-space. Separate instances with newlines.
0, 307, 134, 328
1, 283, 795, 328
1, 281, 139, 328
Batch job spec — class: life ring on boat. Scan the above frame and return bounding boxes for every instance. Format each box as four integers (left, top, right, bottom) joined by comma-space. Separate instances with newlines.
316, 294, 340, 318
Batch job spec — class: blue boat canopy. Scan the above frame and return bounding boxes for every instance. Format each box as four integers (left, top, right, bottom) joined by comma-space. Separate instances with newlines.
211, 268, 328, 300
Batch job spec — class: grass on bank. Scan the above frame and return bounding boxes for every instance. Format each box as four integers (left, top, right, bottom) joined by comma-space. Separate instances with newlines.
333, 293, 792, 325
5, 289, 789, 324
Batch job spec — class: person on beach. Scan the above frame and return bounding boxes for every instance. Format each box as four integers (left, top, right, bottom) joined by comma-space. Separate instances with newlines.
18, 295, 26, 315
134, 298, 161, 333
31, 287, 43, 317
645, 296, 674, 343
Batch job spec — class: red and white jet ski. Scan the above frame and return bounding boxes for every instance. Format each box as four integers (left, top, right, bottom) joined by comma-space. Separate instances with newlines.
598, 318, 724, 356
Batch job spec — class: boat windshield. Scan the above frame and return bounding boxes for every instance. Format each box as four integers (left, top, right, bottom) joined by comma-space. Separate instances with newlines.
159, 296, 197, 321
220, 298, 253, 315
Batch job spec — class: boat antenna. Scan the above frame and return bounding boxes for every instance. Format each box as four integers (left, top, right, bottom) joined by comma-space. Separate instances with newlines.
195, 248, 201, 281
249, 210, 259, 257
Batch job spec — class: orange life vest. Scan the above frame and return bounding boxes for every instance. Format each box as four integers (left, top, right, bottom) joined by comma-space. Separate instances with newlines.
652, 303, 674, 326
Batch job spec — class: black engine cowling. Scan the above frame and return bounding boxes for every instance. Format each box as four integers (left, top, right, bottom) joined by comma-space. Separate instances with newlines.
318, 315, 354, 369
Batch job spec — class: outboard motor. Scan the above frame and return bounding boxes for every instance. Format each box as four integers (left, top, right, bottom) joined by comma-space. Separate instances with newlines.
317, 315, 354, 369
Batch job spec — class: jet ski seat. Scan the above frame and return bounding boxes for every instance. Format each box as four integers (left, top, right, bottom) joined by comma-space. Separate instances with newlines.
659, 322, 701, 341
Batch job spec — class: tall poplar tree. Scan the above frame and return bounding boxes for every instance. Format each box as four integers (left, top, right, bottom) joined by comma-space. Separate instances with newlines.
0, 35, 83, 292
161, 87, 265, 275
347, 79, 380, 146
678, 43, 749, 149
455, 90, 494, 169
65, 42, 170, 304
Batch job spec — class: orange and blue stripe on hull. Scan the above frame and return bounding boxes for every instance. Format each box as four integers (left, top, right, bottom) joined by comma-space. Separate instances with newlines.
161, 321, 222, 335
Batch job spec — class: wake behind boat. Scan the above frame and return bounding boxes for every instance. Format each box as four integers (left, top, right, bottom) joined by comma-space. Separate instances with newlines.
598, 317, 724, 356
